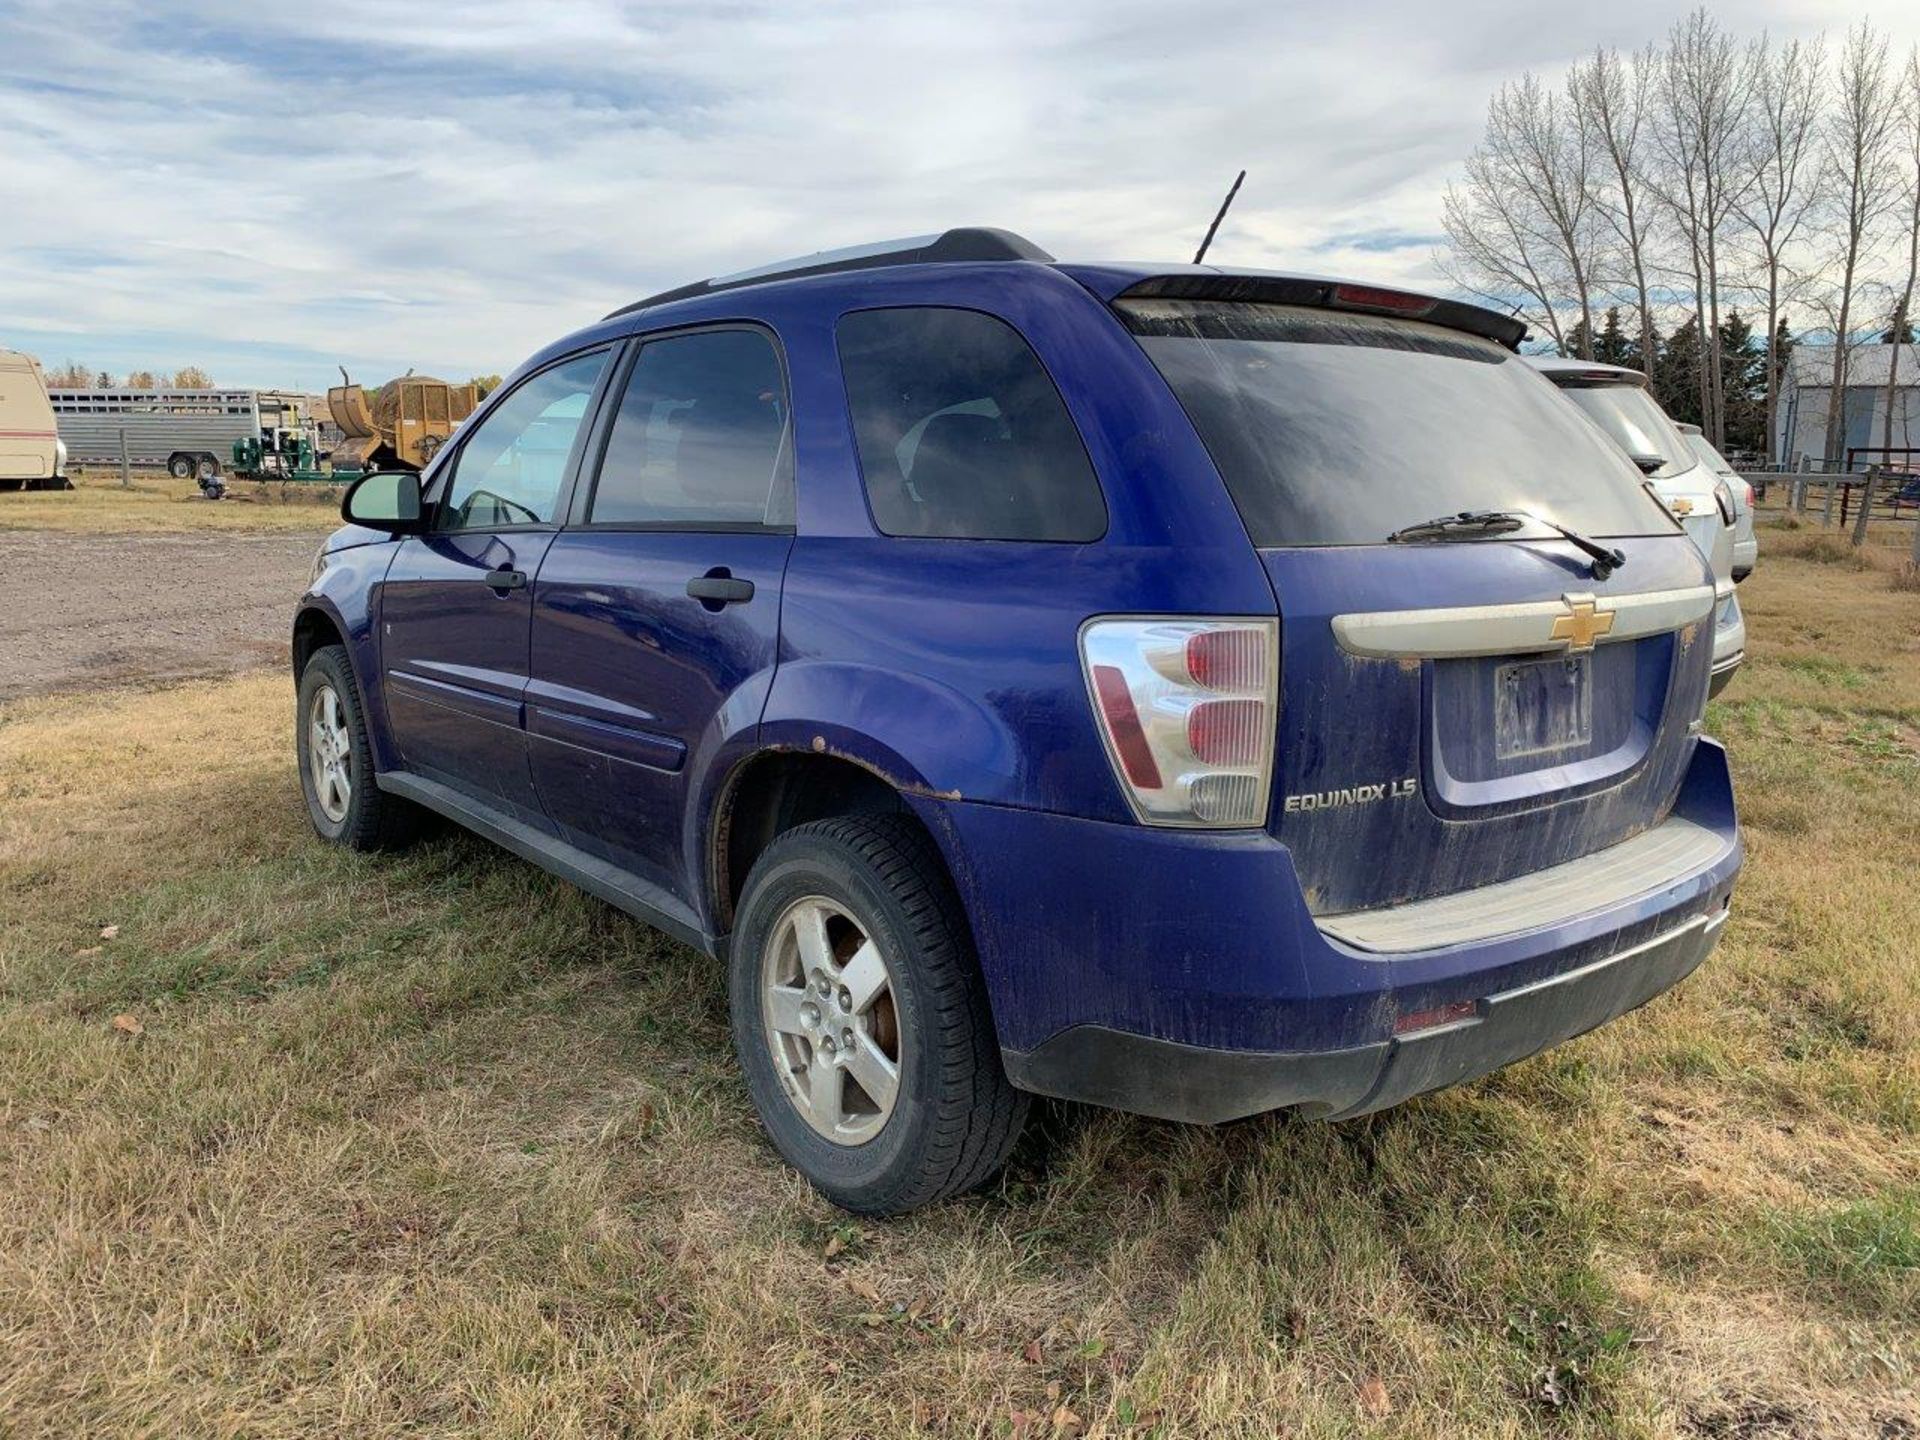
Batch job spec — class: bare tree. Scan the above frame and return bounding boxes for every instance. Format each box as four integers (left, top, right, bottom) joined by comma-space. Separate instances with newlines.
1880, 48, 1920, 463
124, 370, 157, 389
1817, 22, 1900, 470
171, 366, 213, 389
1651, 9, 1756, 445
1440, 75, 1602, 354
44, 361, 91, 387
1573, 46, 1662, 378
1733, 33, 1825, 462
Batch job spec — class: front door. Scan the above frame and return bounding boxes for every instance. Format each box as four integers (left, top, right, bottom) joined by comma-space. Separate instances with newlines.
528, 326, 794, 909
380, 348, 614, 825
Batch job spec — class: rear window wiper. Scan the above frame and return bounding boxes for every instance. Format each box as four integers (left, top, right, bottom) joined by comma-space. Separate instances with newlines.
1388, 509, 1626, 581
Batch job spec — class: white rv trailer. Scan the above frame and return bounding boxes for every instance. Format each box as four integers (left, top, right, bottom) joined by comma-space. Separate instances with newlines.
0, 349, 69, 490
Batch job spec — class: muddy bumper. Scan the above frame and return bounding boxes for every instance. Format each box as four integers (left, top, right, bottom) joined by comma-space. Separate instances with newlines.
1000, 907, 1726, 1123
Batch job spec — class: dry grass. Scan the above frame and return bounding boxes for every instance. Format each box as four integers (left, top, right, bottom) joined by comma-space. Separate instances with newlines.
1, 553, 1916, 1437
0, 469, 346, 534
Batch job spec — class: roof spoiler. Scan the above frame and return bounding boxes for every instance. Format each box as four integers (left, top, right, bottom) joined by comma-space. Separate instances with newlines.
607, 227, 1054, 319
1113, 273, 1528, 350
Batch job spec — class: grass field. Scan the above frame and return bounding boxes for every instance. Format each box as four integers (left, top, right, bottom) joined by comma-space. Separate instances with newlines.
0, 470, 344, 533
1, 524, 1915, 1438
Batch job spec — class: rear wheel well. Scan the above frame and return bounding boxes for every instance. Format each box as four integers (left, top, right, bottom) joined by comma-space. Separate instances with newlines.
292, 608, 346, 679
715, 752, 922, 932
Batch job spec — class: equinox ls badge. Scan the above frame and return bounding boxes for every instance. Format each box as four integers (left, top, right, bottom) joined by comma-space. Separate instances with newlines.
1284, 778, 1419, 814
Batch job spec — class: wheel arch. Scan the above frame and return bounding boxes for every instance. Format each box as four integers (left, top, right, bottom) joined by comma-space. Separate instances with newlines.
706, 743, 959, 938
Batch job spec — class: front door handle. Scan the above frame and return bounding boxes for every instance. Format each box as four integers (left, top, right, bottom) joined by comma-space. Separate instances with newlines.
485, 566, 527, 593
685, 575, 755, 605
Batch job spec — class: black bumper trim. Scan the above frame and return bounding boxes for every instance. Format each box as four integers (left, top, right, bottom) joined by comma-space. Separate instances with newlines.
1000, 908, 1726, 1124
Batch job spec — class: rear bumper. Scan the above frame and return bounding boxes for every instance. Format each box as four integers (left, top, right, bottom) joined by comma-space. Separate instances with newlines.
1003, 908, 1725, 1123
924, 738, 1740, 1124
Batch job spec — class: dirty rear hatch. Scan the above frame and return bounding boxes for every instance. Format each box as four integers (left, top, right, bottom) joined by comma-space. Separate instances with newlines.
1119, 296, 1716, 914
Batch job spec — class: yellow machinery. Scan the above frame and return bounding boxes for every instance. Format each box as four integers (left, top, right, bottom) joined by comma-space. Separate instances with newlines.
326, 373, 479, 474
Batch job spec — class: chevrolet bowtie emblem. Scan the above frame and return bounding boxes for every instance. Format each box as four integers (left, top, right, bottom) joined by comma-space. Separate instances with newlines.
1550, 595, 1616, 653
1670, 497, 1695, 516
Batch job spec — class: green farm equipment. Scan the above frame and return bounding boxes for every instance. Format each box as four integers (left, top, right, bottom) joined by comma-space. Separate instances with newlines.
231, 429, 359, 484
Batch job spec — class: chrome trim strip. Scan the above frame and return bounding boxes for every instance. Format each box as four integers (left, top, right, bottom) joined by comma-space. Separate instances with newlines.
1331, 584, 1715, 660
1317, 812, 1731, 952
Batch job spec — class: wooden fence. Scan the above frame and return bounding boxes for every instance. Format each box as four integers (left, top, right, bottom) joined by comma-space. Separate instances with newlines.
1740, 459, 1920, 567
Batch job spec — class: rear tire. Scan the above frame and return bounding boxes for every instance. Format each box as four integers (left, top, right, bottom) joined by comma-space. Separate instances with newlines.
296, 645, 423, 851
730, 815, 1028, 1214
167, 453, 195, 479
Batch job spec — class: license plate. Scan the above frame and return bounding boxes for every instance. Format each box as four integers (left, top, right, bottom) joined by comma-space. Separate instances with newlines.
1495, 654, 1592, 759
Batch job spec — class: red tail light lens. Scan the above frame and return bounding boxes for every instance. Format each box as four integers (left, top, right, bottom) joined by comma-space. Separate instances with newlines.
1184, 627, 1269, 690
1187, 698, 1265, 766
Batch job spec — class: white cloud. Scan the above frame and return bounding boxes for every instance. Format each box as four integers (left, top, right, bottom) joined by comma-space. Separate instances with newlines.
0, 0, 1911, 388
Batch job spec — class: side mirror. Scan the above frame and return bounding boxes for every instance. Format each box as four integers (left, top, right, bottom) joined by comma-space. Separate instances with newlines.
341, 471, 424, 533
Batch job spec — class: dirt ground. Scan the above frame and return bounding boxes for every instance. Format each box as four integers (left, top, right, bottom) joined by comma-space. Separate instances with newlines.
0, 528, 326, 702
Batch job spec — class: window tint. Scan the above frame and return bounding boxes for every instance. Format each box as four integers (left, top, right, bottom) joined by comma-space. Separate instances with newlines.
837, 307, 1105, 541
588, 329, 791, 526
441, 351, 608, 529
1120, 301, 1673, 547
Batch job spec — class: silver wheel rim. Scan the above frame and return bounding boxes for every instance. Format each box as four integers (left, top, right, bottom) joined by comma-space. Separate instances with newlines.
306, 683, 352, 823
761, 895, 902, 1145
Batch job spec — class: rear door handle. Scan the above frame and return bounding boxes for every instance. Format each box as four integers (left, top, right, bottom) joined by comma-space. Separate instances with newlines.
485, 567, 527, 593
685, 575, 755, 604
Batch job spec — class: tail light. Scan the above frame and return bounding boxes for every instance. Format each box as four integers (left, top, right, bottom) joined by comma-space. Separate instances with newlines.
1080, 618, 1279, 827
1713, 480, 1736, 527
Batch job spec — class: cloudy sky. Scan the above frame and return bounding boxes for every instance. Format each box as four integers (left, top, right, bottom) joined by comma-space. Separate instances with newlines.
1, 0, 1911, 391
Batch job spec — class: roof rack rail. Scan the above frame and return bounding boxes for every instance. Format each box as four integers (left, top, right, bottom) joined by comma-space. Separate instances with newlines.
606, 227, 1053, 319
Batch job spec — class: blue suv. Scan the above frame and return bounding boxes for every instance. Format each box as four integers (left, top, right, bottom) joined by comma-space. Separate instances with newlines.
296, 229, 1742, 1213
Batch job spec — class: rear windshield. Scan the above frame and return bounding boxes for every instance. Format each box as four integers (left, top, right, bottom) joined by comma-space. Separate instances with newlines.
1682, 431, 1736, 476
1552, 380, 1700, 481
1119, 300, 1672, 548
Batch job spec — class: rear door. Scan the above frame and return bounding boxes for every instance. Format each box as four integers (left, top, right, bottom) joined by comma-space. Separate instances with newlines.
527, 325, 794, 910
379, 349, 614, 825
1119, 298, 1716, 915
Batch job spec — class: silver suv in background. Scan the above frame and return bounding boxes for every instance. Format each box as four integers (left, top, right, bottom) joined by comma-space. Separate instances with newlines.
1529, 358, 1745, 695
1675, 422, 1757, 581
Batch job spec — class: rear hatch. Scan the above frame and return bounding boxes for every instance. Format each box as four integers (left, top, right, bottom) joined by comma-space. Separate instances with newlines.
1119, 294, 1717, 914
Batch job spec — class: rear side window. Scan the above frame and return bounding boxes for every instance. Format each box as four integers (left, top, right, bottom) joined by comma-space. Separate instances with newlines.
837, 307, 1106, 541
588, 328, 792, 527
1120, 300, 1673, 547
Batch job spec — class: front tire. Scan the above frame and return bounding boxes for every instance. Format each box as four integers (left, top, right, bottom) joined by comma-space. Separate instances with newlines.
296, 645, 421, 851
730, 815, 1028, 1215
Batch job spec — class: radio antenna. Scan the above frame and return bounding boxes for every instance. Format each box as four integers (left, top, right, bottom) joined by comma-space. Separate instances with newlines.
1192, 170, 1246, 265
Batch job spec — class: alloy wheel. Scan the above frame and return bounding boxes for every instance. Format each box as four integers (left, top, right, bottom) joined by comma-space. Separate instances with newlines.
760, 895, 903, 1144
307, 683, 353, 823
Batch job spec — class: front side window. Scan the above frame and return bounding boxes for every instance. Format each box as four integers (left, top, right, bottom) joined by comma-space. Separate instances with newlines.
1121, 300, 1676, 546
587, 328, 791, 527
837, 307, 1106, 541
440, 350, 609, 529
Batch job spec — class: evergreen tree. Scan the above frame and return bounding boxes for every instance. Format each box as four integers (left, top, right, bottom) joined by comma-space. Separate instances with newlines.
1716, 310, 1768, 455
1881, 307, 1915, 344
1563, 315, 1594, 361
1654, 318, 1704, 428
1594, 307, 1634, 367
